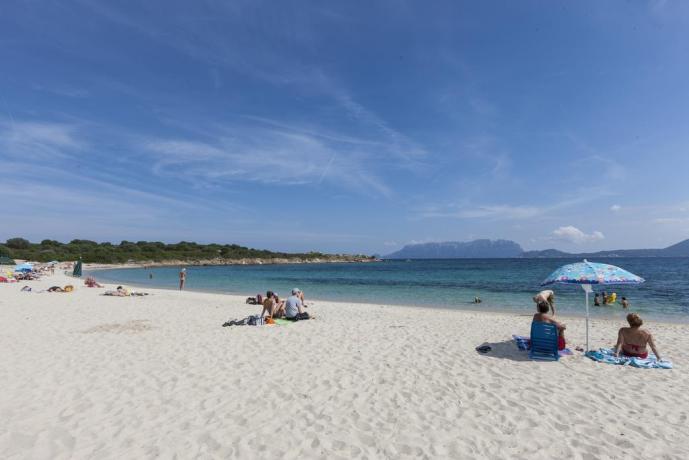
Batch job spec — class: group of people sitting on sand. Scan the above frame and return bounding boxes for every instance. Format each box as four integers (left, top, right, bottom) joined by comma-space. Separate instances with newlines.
260, 288, 310, 321
531, 289, 662, 360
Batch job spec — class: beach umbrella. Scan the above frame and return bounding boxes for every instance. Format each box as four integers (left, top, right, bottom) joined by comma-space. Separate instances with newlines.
14, 262, 33, 272
73, 260, 82, 277
541, 259, 644, 351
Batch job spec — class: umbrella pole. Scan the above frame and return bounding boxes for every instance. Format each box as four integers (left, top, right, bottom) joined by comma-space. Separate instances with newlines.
585, 289, 590, 351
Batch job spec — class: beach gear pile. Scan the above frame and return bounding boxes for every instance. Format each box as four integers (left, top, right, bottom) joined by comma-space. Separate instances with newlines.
222, 313, 310, 327
585, 348, 673, 369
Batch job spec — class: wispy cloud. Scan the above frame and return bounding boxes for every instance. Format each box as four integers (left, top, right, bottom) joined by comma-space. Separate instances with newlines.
415, 190, 609, 222
418, 204, 542, 220
0, 121, 84, 159
142, 122, 393, 196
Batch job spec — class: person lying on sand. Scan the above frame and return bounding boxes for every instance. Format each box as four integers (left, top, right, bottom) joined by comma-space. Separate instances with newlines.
533, 289, 555, 315
47, 285, 74, 292
103, 286, 131, 297
614, 313, 662, 360
533, 301, 566, 350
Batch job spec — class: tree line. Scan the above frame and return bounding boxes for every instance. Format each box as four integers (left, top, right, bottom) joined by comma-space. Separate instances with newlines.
0, 237, 369, 264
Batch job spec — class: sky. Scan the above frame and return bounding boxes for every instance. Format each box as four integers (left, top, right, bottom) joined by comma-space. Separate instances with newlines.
2, 0, 689, 255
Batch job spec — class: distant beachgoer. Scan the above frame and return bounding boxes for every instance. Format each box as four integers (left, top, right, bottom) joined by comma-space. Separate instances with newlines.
285, 289, 305, 319
614, 313, 661, 360
607, 292, 617, 304
602, 291, 608, 305
179, 268, 186, 290
594, 293, 601, 307
85, 276, 103, 288
533, 301, 566, 350
474, 296, 482, 304
533, 289, 555, 315
149, 273, 153, 279
621, 297, 629, 309
48, 286, 64, 292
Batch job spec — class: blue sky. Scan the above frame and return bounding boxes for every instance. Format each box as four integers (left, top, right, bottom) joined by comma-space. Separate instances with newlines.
2, 0, 689, 254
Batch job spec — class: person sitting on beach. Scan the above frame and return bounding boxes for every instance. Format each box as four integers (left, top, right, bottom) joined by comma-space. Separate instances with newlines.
533, 301, 566, 350
84, 276, 104, 288
533, 289, 555, 315
285, 289, 306, 319
613, 313, 662, 360
261, 291, 276, 318
292, 287, 307, 307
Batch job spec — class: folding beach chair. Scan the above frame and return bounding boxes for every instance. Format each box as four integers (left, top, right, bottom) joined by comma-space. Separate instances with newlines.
529, 322, 560, 361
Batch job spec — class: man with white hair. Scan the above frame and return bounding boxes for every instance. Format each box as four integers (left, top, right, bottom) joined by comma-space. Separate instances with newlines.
285, 288, 305, 319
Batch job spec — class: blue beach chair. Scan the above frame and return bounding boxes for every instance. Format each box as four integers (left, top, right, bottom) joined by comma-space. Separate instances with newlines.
529, 322, 560, 361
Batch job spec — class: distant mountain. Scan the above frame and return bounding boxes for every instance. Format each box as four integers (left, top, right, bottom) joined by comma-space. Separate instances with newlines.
386, 239, 524, 259
385, 238, 689, 259
522, 238, 689, 258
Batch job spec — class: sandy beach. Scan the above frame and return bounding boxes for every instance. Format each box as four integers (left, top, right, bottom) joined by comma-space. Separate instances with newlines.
1, 272, 688, 459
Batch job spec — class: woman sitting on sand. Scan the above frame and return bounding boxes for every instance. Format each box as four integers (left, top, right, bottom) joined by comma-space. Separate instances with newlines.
261, 291, 275, 318
613, 313, 662, 360
533, 301, 567, 350
273, 294, 285, 317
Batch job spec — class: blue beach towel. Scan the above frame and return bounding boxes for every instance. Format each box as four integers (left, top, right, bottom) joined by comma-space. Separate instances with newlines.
585, 348, 672, 369
512, 335, 573, 356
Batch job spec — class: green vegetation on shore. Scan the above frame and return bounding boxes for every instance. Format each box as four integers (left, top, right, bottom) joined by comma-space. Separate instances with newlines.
0, 238, 373, 264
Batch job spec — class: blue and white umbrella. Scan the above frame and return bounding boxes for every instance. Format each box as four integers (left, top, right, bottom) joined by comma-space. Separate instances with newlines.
541, 259, 645, 350
13, 263, 33, 272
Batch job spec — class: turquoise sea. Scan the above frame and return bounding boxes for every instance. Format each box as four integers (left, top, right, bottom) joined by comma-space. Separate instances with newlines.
95, 258, 689, 322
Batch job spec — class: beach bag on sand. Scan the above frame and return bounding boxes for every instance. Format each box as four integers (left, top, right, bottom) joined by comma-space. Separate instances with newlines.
292, 312, 310, 321
247, 315, 265, 326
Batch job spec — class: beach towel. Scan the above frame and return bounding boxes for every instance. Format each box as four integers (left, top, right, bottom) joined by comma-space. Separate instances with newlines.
512, 335, 574, 356
272, 318, 294, 325
585, 348, 673, 369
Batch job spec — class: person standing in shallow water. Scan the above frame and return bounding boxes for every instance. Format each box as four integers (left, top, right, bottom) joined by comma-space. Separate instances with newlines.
179, 268, 186, 290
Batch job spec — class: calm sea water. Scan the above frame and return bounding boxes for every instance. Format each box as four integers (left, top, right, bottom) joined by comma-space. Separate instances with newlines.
95, 258, 689, 322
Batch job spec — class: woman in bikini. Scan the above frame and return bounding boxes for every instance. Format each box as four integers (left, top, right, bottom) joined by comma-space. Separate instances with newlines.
613, 313, 662, 360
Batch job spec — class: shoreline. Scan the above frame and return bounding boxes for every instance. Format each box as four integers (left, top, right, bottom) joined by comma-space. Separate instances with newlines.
88, 265, 689, 326
81, 257, 379, 271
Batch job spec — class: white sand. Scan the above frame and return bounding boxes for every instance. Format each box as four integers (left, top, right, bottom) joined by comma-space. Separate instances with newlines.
1, 272, 688, 459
